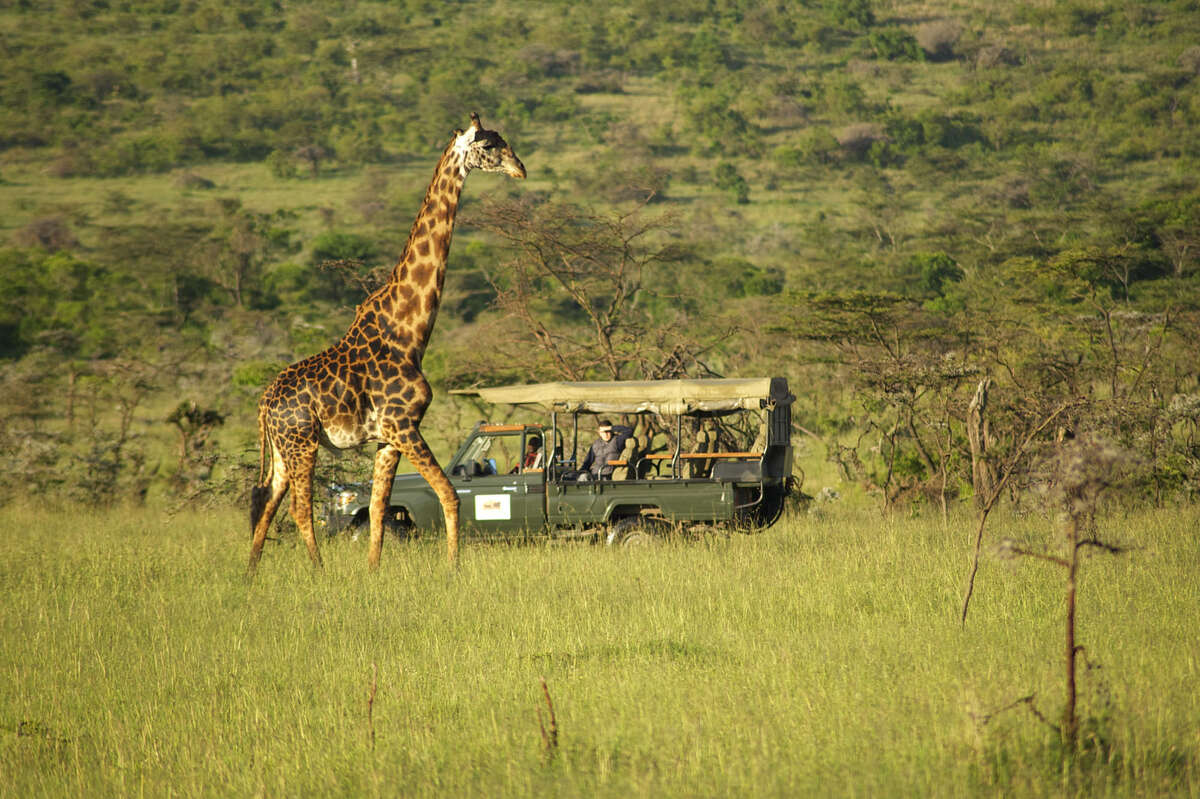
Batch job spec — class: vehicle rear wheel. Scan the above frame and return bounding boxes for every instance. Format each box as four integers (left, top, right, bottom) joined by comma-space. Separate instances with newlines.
606, 516, 669, 547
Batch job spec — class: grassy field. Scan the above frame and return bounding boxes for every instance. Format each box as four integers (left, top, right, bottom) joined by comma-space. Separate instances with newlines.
2, 503, 1197, 797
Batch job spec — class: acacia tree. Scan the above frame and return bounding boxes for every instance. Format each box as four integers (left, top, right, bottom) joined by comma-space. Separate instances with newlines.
194, 198, 296, 308
460, 194, 730, 384
782, 291, 980, 512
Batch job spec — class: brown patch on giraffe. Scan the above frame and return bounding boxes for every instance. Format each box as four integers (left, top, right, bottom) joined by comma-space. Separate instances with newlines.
411, 262, 434, 286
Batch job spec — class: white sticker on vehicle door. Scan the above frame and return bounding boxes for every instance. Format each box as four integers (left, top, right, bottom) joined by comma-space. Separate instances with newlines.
474, 494, 511, 521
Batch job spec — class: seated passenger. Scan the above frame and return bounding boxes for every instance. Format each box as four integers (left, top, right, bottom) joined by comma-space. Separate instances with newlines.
579, 419, 634, 480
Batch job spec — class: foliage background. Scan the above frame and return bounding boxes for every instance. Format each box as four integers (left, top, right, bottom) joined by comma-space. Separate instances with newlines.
1, 0, 1199, 509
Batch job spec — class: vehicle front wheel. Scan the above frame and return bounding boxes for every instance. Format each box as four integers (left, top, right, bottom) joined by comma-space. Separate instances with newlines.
347, 513, 413, 542
606, 516, 669, 548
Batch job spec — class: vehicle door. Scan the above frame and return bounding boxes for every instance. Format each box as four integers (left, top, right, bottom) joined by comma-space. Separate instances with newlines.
448, 428, 546, 533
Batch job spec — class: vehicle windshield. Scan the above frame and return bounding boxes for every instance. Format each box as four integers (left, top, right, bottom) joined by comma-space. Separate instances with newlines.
452, 429, 552, 477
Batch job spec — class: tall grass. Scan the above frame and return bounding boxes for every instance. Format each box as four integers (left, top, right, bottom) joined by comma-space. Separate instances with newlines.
1, 503, 1196, 797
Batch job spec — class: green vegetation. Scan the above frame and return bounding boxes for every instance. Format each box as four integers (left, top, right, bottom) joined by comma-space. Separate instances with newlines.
1, 2, 1199, 788
2, 0, 1196, 477
1, 504, 1197, 797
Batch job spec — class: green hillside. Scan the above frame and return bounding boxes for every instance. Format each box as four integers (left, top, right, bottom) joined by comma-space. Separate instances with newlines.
1, 0, 1198, 508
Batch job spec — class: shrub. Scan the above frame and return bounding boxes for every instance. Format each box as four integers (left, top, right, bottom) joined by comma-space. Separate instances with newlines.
910, 252, 964, 296
232, 361, 286, 388
975, 44, 1021, 70
696, 258, 785, 302
306, 231, 380, 304
836, 122, 885, 158
265, 149, 298, 179
13, 217, 78, 251
820, 75, 870, 115
868, 28, 925, 62
682, 86, 763, 156
790, 127, 840, 166
310, 231, 377, 268
713, 161, 750, 204
1180, 45, 1200, 75
916, 20, 962, 61
823, 0, 875, 30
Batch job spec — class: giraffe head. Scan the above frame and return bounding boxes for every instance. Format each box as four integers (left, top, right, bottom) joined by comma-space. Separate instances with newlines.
452, 112, 526, 179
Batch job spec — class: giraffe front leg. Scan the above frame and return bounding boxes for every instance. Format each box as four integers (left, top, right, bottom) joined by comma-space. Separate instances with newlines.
368, 445, 401, 571
398, 433, 460, 566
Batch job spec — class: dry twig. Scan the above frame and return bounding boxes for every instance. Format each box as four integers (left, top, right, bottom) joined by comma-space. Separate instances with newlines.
367, 663, 378, 751
537, 676, 558, 760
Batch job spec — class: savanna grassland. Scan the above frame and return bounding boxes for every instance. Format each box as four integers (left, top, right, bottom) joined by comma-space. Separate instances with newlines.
1, 503, 1197, 797
3, 2, 1200, 795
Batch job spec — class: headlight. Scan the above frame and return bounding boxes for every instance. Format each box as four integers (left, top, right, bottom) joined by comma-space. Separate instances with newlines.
334, 490, 358, 513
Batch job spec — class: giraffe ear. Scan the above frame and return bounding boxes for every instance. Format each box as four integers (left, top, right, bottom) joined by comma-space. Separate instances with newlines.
470, 112, 482, 130
452, 128, 464, 137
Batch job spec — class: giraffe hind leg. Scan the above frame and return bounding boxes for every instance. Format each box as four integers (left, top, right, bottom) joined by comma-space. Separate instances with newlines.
248, 464, 288, 575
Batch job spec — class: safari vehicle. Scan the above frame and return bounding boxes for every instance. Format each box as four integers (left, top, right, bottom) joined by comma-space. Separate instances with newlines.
323, 377, 796, 545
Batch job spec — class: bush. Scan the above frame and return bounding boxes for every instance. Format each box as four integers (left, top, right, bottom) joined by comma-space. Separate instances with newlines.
265, 150, 298, 179
232, 361, 286, 388
310, 231, 376, 267
837, 123, 885, 158
820, 75, 870, 116
302, 231, 381, 304
868, 28, 925, 62
823, 0, 875, 30
682, 87, 763, 156
13, 217, 78, 251
911, 252, 964, 296
782, 127, 840, 167
1180, 45, 1200, 75
713, 162, 750, 204
916, 20, 962, 61
974, 45, 1016, 72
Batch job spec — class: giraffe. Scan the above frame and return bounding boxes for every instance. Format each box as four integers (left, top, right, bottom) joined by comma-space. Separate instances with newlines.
248, 113, 526, 573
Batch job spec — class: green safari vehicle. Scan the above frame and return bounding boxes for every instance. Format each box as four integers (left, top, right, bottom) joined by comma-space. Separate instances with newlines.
323, 377, 796, 545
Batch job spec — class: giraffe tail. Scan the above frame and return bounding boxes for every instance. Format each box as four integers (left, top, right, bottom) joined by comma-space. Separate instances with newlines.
250, 403, 273, 536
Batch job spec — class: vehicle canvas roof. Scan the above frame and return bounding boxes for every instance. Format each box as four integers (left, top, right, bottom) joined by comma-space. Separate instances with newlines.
452, 378, 781, 415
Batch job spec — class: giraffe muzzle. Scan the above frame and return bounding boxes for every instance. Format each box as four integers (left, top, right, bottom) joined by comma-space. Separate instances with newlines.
504, 157, 527, 179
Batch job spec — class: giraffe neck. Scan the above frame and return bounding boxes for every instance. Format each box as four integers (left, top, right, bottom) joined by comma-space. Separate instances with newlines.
382, 137, 470, 356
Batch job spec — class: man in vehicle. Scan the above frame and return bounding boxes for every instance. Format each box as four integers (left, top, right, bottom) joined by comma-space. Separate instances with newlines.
579, 419, 634, 480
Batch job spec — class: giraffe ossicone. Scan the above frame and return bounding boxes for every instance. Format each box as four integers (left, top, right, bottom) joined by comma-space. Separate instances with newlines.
248, 113, 525, 574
